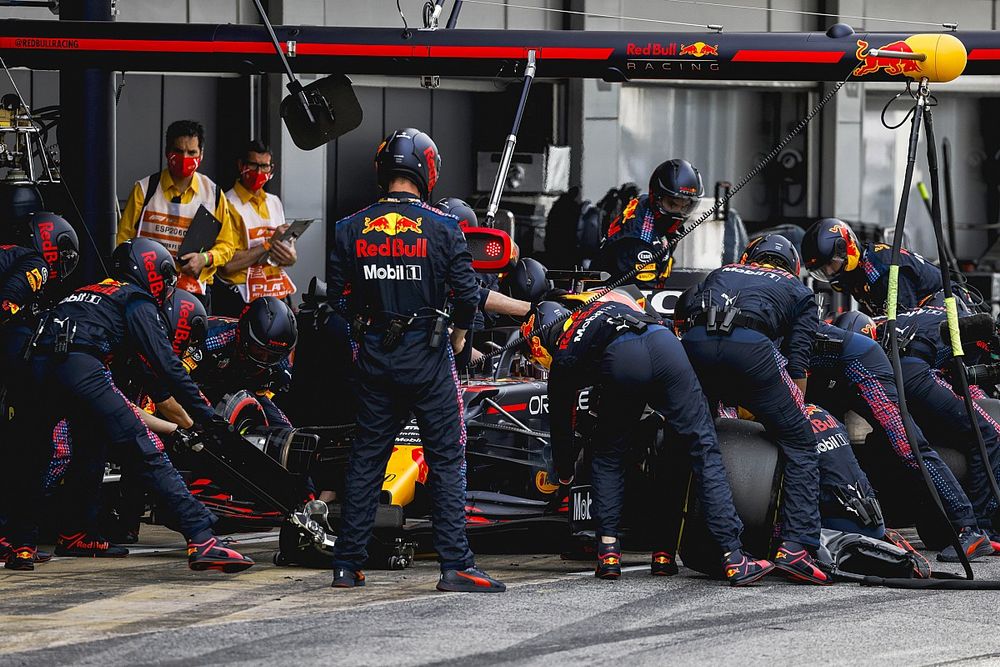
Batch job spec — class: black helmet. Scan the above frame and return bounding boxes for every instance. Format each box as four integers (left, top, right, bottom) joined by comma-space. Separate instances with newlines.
19, 212, 79, 284
504, 258, 550, 304
648, 159, 704, 229
832, 310, 877, 340
434, 197, 478, 229
111, 237, 177, 304
519, 300, 570, 370
0, 183, 43, 225
238, 296, 298, 369
160, 287, 207, 356
375, 128, 441, 200
740, 234, 801, 275
801, 218, 861, 284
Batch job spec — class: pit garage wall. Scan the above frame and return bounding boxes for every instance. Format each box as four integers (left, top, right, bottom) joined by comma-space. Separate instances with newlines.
2, 0, 1000, 284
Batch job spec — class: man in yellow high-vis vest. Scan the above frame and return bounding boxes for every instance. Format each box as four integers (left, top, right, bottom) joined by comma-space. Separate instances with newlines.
118, 120, 241, 313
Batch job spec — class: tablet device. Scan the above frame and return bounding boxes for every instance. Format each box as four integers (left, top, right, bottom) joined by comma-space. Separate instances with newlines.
261, 218, 317, 264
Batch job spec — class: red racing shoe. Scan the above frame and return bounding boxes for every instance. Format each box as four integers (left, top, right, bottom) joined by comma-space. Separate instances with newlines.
773, 541, 832, 585
723, 549, 774, 587
55, 532, 129, 558
187, 536, 254, 573
595, 540, 622, 580
4, 545, 41, 571
651, 551, 678, 576
437, 566, 506, 592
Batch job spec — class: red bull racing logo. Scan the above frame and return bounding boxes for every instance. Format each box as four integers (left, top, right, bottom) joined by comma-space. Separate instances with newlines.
141, 250, 165, 300
361, 212, 424, 236
679, 42, 719, 58
853, 39, 922, 77
172, 298, 196, 355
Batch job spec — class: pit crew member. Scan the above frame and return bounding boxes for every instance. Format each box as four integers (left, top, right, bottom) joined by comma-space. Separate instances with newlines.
328, 127, 505, 592
679, 234, 830, 584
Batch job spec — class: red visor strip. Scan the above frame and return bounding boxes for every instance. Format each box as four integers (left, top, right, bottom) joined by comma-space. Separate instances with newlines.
969, 49, 1000, 60
0, 37, 613, 60
732, 50, 845, 63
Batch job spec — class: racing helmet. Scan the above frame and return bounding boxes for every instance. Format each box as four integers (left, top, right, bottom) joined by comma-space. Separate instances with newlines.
238, 296, 298, 369
832, 310, 877, 340
519, 300, 570, 370
111, 237, 177, 305
160, 287, 207, 356
504, 258, 550, 304
434, 197, 478, 229
740, 234, 801, 275
375, 128, 441, 201
801, 218, 861, 284
19, 212, 80, 284
648, 159, 704, 228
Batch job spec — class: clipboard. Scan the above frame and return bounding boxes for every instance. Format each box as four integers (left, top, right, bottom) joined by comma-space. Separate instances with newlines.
176, 205, 222, 259
260, 218, 316, 265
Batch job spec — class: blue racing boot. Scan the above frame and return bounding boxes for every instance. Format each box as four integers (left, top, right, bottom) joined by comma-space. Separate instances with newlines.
937, 527, 995, 563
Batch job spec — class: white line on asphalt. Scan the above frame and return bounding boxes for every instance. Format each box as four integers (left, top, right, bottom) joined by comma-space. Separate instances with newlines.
567, 565, 650, 576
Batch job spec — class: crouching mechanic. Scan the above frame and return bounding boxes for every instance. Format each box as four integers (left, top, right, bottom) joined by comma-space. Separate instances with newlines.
2, 238, 254, 572
329, 127, 505, 592
804, 404, 884, 538
809, 313, 983, 549
679, 234, 830, 584
186, 296, 297, 426
0, 212, 79, 565
801, 218, 941, 315
523, 300, 775, 585
876, 302, 1000, 561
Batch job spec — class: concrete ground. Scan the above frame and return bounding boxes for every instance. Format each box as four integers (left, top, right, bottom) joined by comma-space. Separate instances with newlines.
2, 527, 1000, 666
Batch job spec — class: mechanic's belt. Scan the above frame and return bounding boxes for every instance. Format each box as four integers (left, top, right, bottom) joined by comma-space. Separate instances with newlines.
901, 344, 936, 366
692, 310, 771, 337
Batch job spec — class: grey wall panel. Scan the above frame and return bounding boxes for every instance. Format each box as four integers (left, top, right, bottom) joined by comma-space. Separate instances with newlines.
280, 0, 325, 24
429, 89, 476, 202
333, 86, 385, 218
30, 70, 59, 110
162, 76, 221, 185
117, 0, 189, 22
0, 71, 32, 107
622, 0, 769, 32
189, 1, 240, 23
383, 88, 433, 143
279, 123, 327, 296
115, 73, 163, 198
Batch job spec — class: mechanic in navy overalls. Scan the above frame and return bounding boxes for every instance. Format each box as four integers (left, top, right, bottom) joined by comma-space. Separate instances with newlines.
328, 128, 505, 592
803, 404, 884, 538
0, 213, 79, 567
187, 296, 297, 428
875, 303, 1000, 561
523, 299, 775, 586
679, 234, 830, 584
598, 159, 703, 288
808, 312, 981, 548
801, 218, 942, 316
2, 238, 254, 573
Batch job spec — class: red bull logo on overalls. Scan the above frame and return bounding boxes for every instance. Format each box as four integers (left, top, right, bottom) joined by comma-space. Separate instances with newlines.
361, 213, 424, 236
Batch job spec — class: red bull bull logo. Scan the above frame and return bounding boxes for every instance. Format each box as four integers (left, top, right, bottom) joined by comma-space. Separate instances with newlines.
853, 39, 922, 77
678, 42, 719, 58
361, 212, 424, 236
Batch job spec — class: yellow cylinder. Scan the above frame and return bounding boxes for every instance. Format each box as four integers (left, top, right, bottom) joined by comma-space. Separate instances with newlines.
904, 33, 968, 83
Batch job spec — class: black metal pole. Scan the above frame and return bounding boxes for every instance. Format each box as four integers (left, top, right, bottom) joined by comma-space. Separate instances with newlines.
885, 82, 974, 579
445, 0, 464, 29
943, 138, 959, 258
58, 0, 115, 284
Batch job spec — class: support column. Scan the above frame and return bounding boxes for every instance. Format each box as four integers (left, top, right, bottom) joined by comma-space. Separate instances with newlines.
58, 0, 116, 284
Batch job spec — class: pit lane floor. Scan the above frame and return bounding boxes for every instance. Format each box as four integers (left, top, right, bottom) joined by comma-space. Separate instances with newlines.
2, 526, 1000, 666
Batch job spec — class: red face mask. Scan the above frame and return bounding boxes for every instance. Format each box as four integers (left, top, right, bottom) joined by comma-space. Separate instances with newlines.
167, 151, 201, 179
240, 167, 270, 193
